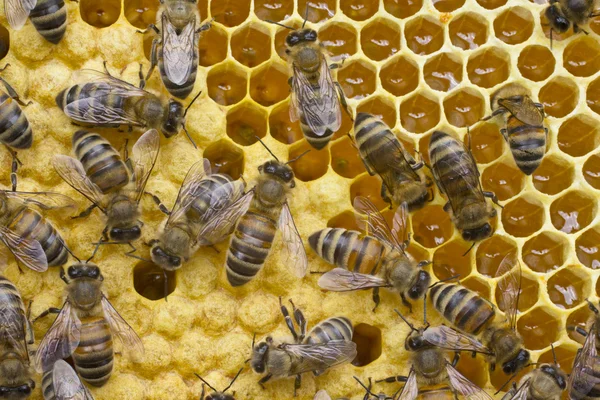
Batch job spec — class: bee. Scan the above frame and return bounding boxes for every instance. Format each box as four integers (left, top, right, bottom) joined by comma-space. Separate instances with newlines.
353, 113, 431, 211
42, 359, 94, 400
0, 274, 36, 399
481, 84, 548, 175
429, 254, 530, 375
544, 0, 597, 38
148, 158, 246, 271
428, 130, 500, 244
4, 0, 67, 44
52, 128, 159, 244
225, 139, 308, 286
56, 68, 201, 147
250, 298, 357, 396
142, 0, 211, 99
34, 262, 144, 386
313, 377, 395, 400
310, 196, 431, 311
194, 367, 243, 400
567, 301, 600, 400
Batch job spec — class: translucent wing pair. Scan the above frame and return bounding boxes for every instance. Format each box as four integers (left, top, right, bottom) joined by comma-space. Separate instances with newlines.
281, 339, 357, 377
0, 298, 29, 362
498, 96, 545, 126
52, 360, 94, 400
567, 322, 600, 399
4, 0, 35, 30
162, 16, 195, 86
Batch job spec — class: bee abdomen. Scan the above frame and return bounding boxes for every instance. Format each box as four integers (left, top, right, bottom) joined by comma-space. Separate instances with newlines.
354, 113, 391, 169
41, 369, 55, 400
0, 275, 27, 340
0, 92, 33, 150
302, 124, 335, 150
226, 212, 276, 286
306, 317, 353, 344
29, 0, 67, 44
187, 174, 236, 222
73, 317, 114, 387
506, 118, 546, 175
430, 283, 495, 335
157, 45, 198, 99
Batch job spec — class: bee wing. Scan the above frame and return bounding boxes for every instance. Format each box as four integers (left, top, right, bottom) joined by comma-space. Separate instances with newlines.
495, 252, 521, 330
446, 363, 493, 400
3, 190, 78, 215
0, 305, 28, 360
353, 195, 403, 250
131, 129, 160, 203
506, 378, 532, 400
422, 326, 492, 354
196, 189, 253, 246
282, 340, 357, 376
0, 225, 48, 272
162, 18, 195, 86
165, 159, 210, 228
53, 359, 95, 400
505, 96, 544, 126
100, 295, 144, 363
73, 70, 148, 97
567, 322, 599, 398
365, 133, 421, 187
313, 390, 332, 400
52, 155, 105, 211
396, 368, 419, 400
34, 301, 81, 373
318, 268, 389, 291
4, 0, 35, 29
278, 202, 308, 278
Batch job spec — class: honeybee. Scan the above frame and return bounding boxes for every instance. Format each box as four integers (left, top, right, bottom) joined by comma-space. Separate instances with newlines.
313, 377, 394, 400
56, 68, 201, 147
353, 113, 431, 211
4, 0, 67, 43
52, 129, 159, 244
0, 274, 35, 399
545, 0, 597, 38
567, 301, 600, 399
429, 254, 530, 375
224, 140, 307, 286
310, 196, 431, 311
250, 298, 356, 396
481, 84, 548, 175
34, 262, 144, 386
142, 0, 211, 99
42, 359, 94, 400
148, 158, 246, 271
429, 130, 500, 243
195, 367, 243, 400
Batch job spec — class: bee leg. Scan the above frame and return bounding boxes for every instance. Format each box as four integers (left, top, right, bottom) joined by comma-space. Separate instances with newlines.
59, 267, 69, 284
294, 374, 301, 397
372, 288, 381, 312
376, 375, 408, 383
289, 299, 307, 342
451, 351, 460, 366
200, 384, 205, 400
380, 184, 392, 209
567, 325, 588, 339
258, 373, 272, 389
483, 191, 502, 209
279, 297, 299, 342
4, 145, 21, 191
137, 23, 159, 35
102, 61, 112, 76
334, 82, 353, 121
144, 191, 170, 215
32, 307, 62, 323
480, 108, 506, 122
196, 20, 212, 33
443, 201, 452, 213
500, 128, 509, 142
417, 260, 431, 268
25, 300, 34, 345
71, 204, 97, 219
400, 293, 413, 313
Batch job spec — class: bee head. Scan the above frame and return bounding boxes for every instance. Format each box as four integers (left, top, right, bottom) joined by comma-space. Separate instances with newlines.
109, 224, 142, 242
258, 160, 295, 187
151, 244, 182, 271
162, 100, 185, 138
408, 270, 431, 300
0, 381, 35, 399
461, 223, 492, 242
545, 5, 570, 33
497, 95, 524, 111
540, 363, 567, 390
502, 349, 530, 374
68, 263, 103, 281
405, 330, 427, 351
206, 394, 235, 400
286, 29, 318, 47
250, 341, 270, 373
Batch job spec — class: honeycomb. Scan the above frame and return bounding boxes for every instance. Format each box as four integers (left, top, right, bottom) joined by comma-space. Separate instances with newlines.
0, 0, 599, 398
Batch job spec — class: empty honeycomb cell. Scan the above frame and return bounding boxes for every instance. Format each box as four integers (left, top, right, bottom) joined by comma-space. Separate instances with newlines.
0, 25, 9, 61
288, 140, 329, 182
501, 196, 545, 237
493, 7, 534, 45
380, 56, 420, 97
340, 0, 379, 21
319, 22, 358, 62
405, 242, 430, 267
249, 63, 289, 106
80, 0, 121, 28
475, 234, 518, 277
383, 0, 422, 18
330, 136, 367, 179
455, 354, 488, 390
198, 24, 228, 67
448, 13, 488, 50
443, 88, 485, 128
495, 272, 538, 312
547, 267, 590, 309
360, 18, 401, 61
522, 231, 567, 273
467, 48, 510, 89
576, 226, 600, 269
538, 77, 579, 118
124, 0, 158, 29
583, 153, 600, 189
481, 161, 525, 201
563, 36, 600, 77
207, 63, 248, 106
470, 122, 504, 164
476, 0, 507, 10
254, 0, 293, 21
567, 303, 594, 342
404, 16, 444, 55
549, 191, 597, 234
433, 0, 465, 13
298, 0, 336, 23
133, 261, 176, 301
462, 276, 491, 300
357, 96, 397, 129
517, 306, 561, 350
211, 0, 250, 27
423, 52, 463, 92
350, 174, 388, 211
557, 115, 600, 157
400, 92, 440, 134
269, 102, 303, 145
532, 155, 574, 196
327, 210, 361, 231
202, 139, 245, 180
412, 205, 454, 249
537, 345, 576, 374
231, 23, 272, 68
517, 45, 555, 82
587, 76, 600, 115
432, 240, 473, 280
226, 103, 267, 146
351, 323, 382, 366
337, 60, 377, 99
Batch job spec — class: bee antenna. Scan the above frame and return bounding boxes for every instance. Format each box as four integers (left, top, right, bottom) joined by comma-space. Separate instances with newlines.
184, 91, 202, 118
0, 63, 10, 73
462, 241, 476, 256
182, 125, 198, 149
286, 149, 310, 164
223, 367, 244, 393
423, 296, 428, 327
394, 309, 417, 332
301, 4, 310, 28
251, 332, 256, 349
194, 374, 218, 393
265, 20, 294, 30
254, 136, 279, 161
57, 236, 80, 262
551, 343, 558, 365
353, 376, 376, 396
428, 274, 461, 289
163, 270, 169, 302
494, 372, 518, 395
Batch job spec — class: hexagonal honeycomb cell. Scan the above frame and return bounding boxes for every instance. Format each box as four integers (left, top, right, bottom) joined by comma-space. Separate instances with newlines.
211, 0, 250, 27
337, 60, 377, 99
330, 136, 367, 179
532, 154, 575, 196
289, 140, 330, 182
356, 96, 396, 129
587, 76, 600, 115
517, 306, 561, 351
558, 114, 600, 157
501, 195, 545, 237
404, 16, 444, 55
380, 56, 420, 97
202, 139, 245, 180
424, 52, 463, 92
563, 36, 600, 77
249, 62, 289, 106
226, 103, 267, 146
517, 45, 555, 82
547, 266, 591, 309
198, 24, 228, 66
351, 323, 382, 366
124, 0, 157, 29
254, 0, 293, 21
383, 0, 422, 18
412, 205, 454, 249
549, 191, 597, 234
360, 18, 400, 61
400, 91, 441, 134
340, 0, 379, 21
207, 62, 248, 106
230, 23, 272, 68
350, 174, 387, 210
495, 270, 538, 312
522, 231, 568, 273
575, 226, 600, 269
493, 7, 534, 45
80, 0, 121, 28
432, 240, 474, 279
443, 88, 485, 128
133, 261, 176, 301
481, 161, 525, 201
467, 47, 511, 89
475, 234, 518, 277
449, 13, 488, 50
470, 122, 505, 164
319, 22, 358, 62
583, 153, 600, 189
298, 0, 336, 22
538, 77, 579, 118
269, 101, 303, 145
327, 210, 361, 231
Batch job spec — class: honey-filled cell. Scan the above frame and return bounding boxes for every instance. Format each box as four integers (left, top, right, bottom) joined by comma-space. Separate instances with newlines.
517, 45, 555, 82
350, 175, 388, 211
254, 0, 293, 22
517, 306, 561, 350
469, 122, 504, 164
360, 18, 401, 61
124, 0, 158, 29
532, 155, 574, 196
197, 0, 208, 20
288, 140, 329, 182
319, 22, 358, 62
206, 63, 248, 106
0, 25, 9, 61
575, 226, 600, 269
443, 88, 485, 128
557, 114, 600, 157
211, 0, 250, 27
405, 242, 431, 267
537, 345, 577, 375
337, 60, 377, 100
538, 77, 579, 118
340, 0, 379, 21
298, 0, 335, 23
476, 0, 507, 9
432, 241, 473, 280
226, 103, 267, 146
448, 13, 488, 50
467, 48, 511, 89
547, 267, 591, 309
433, 0, 465, 12
80, 0, 121, 28
501, 196, 545, 238
418, 133, 433, 166
230, 23, 272, 68
383, 0, 422, 18
249, 63, 289, 107
380, 56, 420, 97
423, 53, 463, 92
549, 191, 597, 234
269, 102, 303, 145
481, 161, 525, 201
587, 76, 600, 115
357, 96, 397, 129
493, 6, 534, 45
522, 231, 567, 273
462, 276, 491, 301
400, 92, 441, 134
475, 234, 518, 277
331, 136, 367, 179
412, 205, 454, 249
566, 304, 593, 342
592, 15, 600, 35
327, 210, 362, 232
583, 153, 600, 189
495, 272, 539, 313
133, 261, 176, 301
198, 24, 228, 67
404, 16, 444, 56
203, 139, 245, 180
490, 364, 533, 395
540, 10, 574, 43
563, 36, 600, 77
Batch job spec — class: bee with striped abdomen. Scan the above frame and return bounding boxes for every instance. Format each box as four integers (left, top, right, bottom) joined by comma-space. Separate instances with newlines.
34, 262, 144, 386
195, 367, 243, 400
224, 139, 307, 286
0, 274, 35, 400
52, 129, 159, 244
310, 196, 431, 311
481, 84, 548, 175
148, 158, 246, 272
42, 359, 94, 400
250, 298, 356, 396
429, 130, 500, 244
353, 113, 431, 211
4, 0, 67, 44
